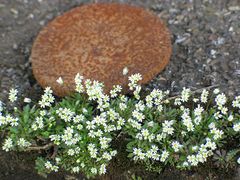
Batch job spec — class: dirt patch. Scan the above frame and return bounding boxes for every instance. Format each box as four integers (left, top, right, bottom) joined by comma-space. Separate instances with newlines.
0, 0, 239, 179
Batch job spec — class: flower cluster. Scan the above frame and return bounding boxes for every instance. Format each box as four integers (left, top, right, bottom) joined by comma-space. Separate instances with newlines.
38, 87, 55, 108
8, 88, 18, 103
128, 73, 142, 99
0, 73, 239, 179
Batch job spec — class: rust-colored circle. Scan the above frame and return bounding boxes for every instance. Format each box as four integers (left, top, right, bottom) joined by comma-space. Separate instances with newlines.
31, 3, 172, 97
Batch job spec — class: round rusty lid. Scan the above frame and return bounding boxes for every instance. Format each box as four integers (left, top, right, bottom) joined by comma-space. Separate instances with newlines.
31, 3, 172, 97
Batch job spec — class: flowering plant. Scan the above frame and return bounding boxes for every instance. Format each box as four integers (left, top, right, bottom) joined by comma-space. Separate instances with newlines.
0, 73, 239, 178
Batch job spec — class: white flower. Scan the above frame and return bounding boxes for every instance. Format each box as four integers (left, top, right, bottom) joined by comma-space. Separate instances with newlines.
182, 161, 189, 167
214, 111, 222, 119
99, 137, 111, 149
117, 117, 125, 127
232, 96, 240, 108
102, 152, 112, 161
82, 108, 88, 114
0, 101, 3, 112
85, 79, 104, 101
133, 148, 146, 160
220, 107, 228, 115
55, 157, 61, 164
111, 150, 117, 157
133, 148, 142, 156
91, 168, 97, 174
172, 141, 182, 152
40, 110, 47, 116
210, 128, 224, 140
132, 110, 145, 122
194, 116, 202, 125
17, 138, 31, 148
174, 98, 182, 106
94, 129, 103, 137
192, 146, 198, 152
181, 110, 194, 132
200, 89, 209, 103
93, 114, 107, 126
133, 85, 141, 100
213, 88, 220, 94
128, 74, 142, 99
141, 129, 149, 139
181, 88, 191, 102
51, 165, 59, 172
128, 73, 142, 90
162, 120, 174, 135
32, 116, 44, 130
110, 85, 122, 98
88, 145, 98, 158
44, 161, 58, 172
99, 164, 107, 175
146, 96, 153, 108
86, 120, 96, 130
108, 109, 119, 121
160, 150, 169, 162
49, 135, 61, 145
233, 122, 240, 132
128, 118, 141, 130
72, 166, 80, 173
135, 101, 145, 112
73, 114, 84, 123
215, 93, 227, 107
67, 149, 75, 156
156, 133, 166, 141
56, 108, 75, 122
56, 77, 64, 85
38, 87, 55, 108
193, 98, 199, 103
8, 88, 18, 103
45, 161, 52, 169
138, 152, 146, 160
181, 131, 187, 136
75, 73, 84, 93
208, 122, 215, 129
227, 115, 234, 122
61, 127, 80, 146
187, 155, 198, 166
194, 104, 204, 116
0, 115, 7, 126
205, 138, 217, 150
5, 115, 19, 127
2, 137, 13, 152
119, 102, 127, 111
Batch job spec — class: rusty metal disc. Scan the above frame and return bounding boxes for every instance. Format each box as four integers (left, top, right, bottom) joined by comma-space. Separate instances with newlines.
31, 3, 172, 96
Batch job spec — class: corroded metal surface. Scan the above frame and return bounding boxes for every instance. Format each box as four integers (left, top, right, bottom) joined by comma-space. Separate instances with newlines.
31, 3, 172, 97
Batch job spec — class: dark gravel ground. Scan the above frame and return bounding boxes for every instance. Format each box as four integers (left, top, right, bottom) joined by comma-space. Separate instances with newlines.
0, 0, 239, 179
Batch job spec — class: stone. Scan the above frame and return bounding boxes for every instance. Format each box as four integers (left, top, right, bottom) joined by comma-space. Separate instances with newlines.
31, 3, 172, 97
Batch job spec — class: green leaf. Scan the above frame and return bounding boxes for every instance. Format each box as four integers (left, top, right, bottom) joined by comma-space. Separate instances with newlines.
41, 131, 50, 138
9, 127, 18, 134
23, 105, 31, 124
35, 157, 48, 178
126, 141, 137, 151
226, 149, 240, 162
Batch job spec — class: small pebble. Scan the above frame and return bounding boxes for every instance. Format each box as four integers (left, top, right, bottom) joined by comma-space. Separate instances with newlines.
28, 13, 34, 19
210, 49, 217, 58
12, 43, 18, 50
10, 8, 18, 15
